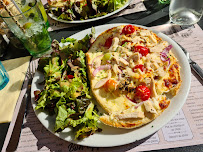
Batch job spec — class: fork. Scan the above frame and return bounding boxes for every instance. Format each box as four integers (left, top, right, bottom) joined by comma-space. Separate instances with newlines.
176, 43, 203, 84
24, 58, 37, 117
6, 57, 37, 151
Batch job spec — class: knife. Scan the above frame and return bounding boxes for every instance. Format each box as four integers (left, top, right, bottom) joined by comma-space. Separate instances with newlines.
177, 43, 203, 84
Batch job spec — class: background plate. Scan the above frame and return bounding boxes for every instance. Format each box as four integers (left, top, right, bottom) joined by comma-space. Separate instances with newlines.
31, 23, 191, 147
48, 1, 132, 23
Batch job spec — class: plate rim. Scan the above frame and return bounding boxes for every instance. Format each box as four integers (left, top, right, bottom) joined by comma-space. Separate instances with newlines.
48, 0, 132, 24
31, 23, 191, 147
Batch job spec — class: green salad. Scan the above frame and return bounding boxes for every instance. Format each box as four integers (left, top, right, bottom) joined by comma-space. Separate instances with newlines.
49, 0, 129, 21
34, 29, 102, 140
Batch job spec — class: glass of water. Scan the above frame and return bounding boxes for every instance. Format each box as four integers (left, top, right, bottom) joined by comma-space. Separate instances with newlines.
169, 0, 203, 25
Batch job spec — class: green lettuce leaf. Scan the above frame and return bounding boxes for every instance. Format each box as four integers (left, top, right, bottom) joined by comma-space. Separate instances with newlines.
35, 90, 48, 110
54, 104, 68, 131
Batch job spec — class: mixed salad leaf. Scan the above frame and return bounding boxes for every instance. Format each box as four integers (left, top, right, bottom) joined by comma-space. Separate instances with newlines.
34, 29, 101, 140
48, 0, 128, 21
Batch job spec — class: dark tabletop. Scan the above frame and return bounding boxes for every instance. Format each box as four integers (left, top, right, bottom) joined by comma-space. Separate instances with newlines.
1, 0, 203, 151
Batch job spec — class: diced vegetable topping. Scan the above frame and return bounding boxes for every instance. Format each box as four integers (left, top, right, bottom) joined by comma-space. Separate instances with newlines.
135, 85, 151, 101
103, 53, 112, 61
132, 64, 145, 72
104, 37, 113, 48
132, 46, 149, 56
104, 79, 117, 92
122, 25, 135, 35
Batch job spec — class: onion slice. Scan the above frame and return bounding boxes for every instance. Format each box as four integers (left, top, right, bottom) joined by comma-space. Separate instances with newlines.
160, 45, 173, 62
162, 44, 172, 54
93, 65, 111, 76
91, 54, 104, 68
160, 53, 170, 62
94, 71, 112, 89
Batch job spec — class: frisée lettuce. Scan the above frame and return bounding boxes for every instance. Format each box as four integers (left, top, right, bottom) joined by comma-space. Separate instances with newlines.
34, 29, 101, 140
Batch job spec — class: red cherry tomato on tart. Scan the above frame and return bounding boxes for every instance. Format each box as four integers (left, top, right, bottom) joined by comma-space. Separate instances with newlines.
135, 85, 151, 101
122, 25, 135, 35
133, 64, 145, 72
104, 37, 113, 48
132, 46, 149, 56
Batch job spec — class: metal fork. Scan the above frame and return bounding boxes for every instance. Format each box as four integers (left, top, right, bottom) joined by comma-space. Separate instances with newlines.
6, 57, 37, 151
24, 58, 37, 117
177, 43, 203, 84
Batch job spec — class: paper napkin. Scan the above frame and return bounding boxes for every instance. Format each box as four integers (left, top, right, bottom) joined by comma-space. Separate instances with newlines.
0, 56, 31, 123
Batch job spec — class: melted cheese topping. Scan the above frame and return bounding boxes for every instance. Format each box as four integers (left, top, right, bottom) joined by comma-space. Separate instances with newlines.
86, 25, 181, 127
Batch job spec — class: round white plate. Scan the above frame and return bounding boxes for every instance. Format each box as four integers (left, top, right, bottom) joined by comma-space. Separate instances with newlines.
31, 23, 191, 147
48, 1, 132, 23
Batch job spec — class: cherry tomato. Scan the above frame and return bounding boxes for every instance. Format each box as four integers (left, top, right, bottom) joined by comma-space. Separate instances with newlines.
122, 25, 135, 35
132, 46, 149, 56
104, 37, 113, 48
135, 85, 151, 101
133, 64, 145, 72
67, 75, 74, 79
104, 79, 117, 92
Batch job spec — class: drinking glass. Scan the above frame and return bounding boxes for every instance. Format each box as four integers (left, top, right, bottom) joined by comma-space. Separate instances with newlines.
169, 0, 203, 25
0, 0, 52, 57
17, 0, 50, 29
0, 61, 9, 90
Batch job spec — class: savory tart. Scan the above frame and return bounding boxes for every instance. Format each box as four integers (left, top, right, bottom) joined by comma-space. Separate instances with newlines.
86, 25, 181, 129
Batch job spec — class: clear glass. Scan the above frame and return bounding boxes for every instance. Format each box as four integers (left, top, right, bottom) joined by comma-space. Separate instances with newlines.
169, 0, 203, 25
0, 0, 52, 57
16, 0, 50, 29
0, 61, 9, 90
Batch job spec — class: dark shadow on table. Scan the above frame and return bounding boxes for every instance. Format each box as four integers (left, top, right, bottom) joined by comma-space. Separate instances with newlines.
0, 123, 10, 151
8, 80, 24, 92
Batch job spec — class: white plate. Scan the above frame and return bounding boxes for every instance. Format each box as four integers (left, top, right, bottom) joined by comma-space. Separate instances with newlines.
48, 1, 132, 24
31, 23, 191, 147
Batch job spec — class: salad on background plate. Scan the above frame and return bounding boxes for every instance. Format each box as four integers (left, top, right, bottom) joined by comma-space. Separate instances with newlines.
47, 0, 131, 23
